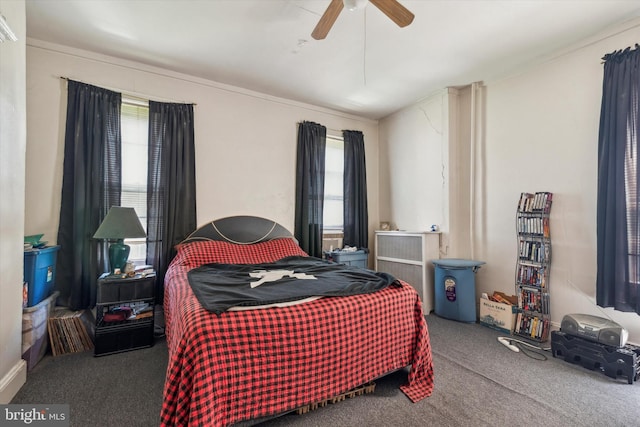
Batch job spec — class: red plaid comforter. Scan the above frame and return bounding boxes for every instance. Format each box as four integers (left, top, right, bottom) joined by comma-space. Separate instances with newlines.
160, 239, 434, 426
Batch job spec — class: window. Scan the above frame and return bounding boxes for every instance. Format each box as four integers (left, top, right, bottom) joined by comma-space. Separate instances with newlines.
625, 122, 639, 283
596, 45, 640, 314
323, 135, 344, 231
120, 98, 149, 263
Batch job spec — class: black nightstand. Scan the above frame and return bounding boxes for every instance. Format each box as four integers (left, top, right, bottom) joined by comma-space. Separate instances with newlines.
94, 272, 156, 356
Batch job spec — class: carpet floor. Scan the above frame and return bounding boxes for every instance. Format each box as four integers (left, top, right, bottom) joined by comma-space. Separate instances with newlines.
11, 314, 640, 426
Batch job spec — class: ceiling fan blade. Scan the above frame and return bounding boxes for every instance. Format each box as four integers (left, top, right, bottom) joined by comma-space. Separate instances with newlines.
369, 0, 415, 27
312, 0, 344, 40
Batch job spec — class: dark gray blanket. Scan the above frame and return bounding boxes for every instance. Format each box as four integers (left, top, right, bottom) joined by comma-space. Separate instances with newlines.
187, 256, 398, 314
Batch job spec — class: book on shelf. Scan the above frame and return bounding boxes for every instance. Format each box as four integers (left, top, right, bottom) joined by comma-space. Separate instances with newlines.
515, 191, 553, 343
517, 265, 547, 288
514, 311, 550, 341
517, 191, 553, 214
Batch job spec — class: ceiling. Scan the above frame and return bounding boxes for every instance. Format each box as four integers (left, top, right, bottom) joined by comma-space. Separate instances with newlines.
25, 0, 640, 120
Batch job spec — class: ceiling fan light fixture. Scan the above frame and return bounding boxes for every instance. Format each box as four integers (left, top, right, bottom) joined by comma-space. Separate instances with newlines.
312, 0, 413, 40
343, 0, 368, 12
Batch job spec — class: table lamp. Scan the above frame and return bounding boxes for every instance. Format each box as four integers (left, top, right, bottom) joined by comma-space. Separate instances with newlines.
93, 207, 146, 274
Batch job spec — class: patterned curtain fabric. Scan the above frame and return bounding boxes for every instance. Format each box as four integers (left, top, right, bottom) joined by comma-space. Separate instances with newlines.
57, 80, 122, 309
294, 121, 327, 258
343, 130, 369, 249
147, 101, 197, 303
596, 44, 640, 314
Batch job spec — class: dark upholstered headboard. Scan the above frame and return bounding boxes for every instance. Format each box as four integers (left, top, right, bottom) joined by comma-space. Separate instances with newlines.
181, 216, 294, 245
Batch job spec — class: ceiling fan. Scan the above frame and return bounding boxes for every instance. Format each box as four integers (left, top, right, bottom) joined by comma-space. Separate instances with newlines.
312, 0, 415, 40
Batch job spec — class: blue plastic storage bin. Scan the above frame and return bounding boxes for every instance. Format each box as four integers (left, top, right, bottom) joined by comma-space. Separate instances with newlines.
23, 245, 60, 307
432, 258, 485, 322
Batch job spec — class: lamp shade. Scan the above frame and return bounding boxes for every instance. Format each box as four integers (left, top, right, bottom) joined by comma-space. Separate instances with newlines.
94, 207, 146, 274
93, 207, 146, 240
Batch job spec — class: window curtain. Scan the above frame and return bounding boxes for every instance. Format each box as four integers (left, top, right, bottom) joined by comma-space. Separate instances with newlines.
294, 121, 327, 258
343, 130, 369, 249
147, 101, 197, 303
596, 44, 640, 315
56, 80, 122, 309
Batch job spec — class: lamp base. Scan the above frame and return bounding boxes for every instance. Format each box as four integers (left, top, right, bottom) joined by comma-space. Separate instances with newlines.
109, 240, 130, 274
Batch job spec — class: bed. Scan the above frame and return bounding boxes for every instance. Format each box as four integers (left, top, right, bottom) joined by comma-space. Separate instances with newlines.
160, 216, 434, 426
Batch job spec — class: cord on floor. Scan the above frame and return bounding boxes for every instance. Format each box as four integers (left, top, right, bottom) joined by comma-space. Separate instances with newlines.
497, 336, 550, 360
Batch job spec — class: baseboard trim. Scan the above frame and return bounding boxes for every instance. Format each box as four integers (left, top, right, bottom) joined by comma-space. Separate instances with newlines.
0, 359, 27, 404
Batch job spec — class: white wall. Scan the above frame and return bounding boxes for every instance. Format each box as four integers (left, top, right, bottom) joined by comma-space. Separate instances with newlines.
0, 0, 27, 403
379, 86, 475, 259
25, 40, 380, 255
379, 89, 449, 236
380, 20, 640, 344
478, 21, 640, 343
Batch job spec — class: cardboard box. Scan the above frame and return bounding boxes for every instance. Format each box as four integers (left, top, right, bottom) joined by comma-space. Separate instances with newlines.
479, 298, 517, 334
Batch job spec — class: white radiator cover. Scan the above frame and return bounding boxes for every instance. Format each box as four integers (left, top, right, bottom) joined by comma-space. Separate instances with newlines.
375, 231, 441, 314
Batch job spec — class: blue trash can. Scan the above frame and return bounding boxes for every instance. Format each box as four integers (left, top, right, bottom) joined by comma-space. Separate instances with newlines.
432, 258, 485, 322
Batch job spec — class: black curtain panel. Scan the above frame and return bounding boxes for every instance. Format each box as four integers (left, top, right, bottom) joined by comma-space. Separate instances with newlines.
294, 121, 327, 258
147, 101, 197, 302
56, 80, 122, 309
596, 44, 640, 315
343, 130, 369, 249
